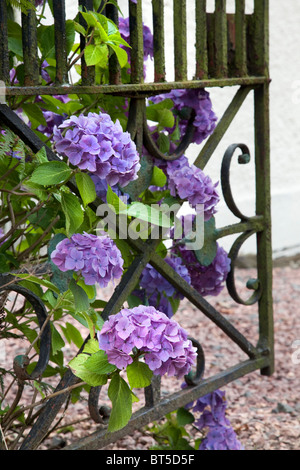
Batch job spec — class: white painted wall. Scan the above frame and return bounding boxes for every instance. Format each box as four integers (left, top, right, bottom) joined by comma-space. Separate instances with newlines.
64, 0, 300, 257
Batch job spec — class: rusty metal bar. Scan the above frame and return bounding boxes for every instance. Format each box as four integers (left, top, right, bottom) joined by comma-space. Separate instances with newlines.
235, 0, 247, 77
129, 0, 144, 84
195, 0, 208, 80
53, 0, 68, 84
214, 0, 228, 78
152, 0, 165, 82
21, 0, 39, 86
0, 0, 9, 84
5, 76, 268, 98
78, 0, 95, 85
63, 355, 270, 450
194, 85, 253, 170
173, 0, 187, 81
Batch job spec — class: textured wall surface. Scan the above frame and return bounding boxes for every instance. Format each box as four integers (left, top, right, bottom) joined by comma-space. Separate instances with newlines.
64, 0, 299, 256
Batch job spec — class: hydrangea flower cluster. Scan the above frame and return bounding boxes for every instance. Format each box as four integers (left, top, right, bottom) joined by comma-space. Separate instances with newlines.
150, 88, 217, 145
171, 215, 231, 297
152, 155, 219, 221
190, 390, 244, 450
50, 232, 124, 287
167, 156, 219, 220
97, 305, 197, 378
53, 112, 140, 188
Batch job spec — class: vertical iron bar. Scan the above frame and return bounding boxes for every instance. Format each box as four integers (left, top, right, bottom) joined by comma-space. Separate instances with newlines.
152, 0, 165, 82
195, 0, 208, 80
78, 0, 95, 85
106, 1, 121, 84
129, 0, 144, 84
21, 0, 39, 86
53, 0, 68, 84
235, 0, 247, 76
173, 0, 187, 81
253, 0, 273, 376
214, 0, 228, 78
0, 0, 9, 84
253, 0, 269, 77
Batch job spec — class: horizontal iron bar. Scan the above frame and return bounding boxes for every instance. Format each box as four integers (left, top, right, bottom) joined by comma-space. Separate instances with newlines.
63, 354, 270, 450
5, 77, 269, 97
215, 216, 265, 239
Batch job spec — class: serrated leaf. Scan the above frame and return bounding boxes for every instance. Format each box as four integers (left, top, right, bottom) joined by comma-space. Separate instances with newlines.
106, 184, 127, 214
126, 361, 153, 389
30, 161, 72, 186
69, 353, 108, 386
61, 192, 84, 236
84, 43, 108, 67
75, 172, 97, 207
69, 278, 90, 313
84, 350, 116, 374
108, 42, 129, 68
107, 374, 132, 432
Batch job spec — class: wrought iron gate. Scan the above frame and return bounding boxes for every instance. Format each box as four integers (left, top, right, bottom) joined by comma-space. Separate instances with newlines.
0, 0, 273, 450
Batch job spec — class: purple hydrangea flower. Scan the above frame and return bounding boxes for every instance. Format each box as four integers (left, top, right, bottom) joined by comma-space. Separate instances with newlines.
97, 305, 197, 378
153, 155, 219, 221
140, 257, 191, 299
186, 389, 244, 450
199, 426, 244, 451
50, 232, 124, 287
150, 89, 217, 146
53, 112, 140, 188
171, 215, 231, 297
166, 157, 220, 220
119, 17, 153, 62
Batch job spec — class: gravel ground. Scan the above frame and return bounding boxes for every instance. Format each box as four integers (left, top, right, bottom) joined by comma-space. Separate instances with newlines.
1, 263, 300, 450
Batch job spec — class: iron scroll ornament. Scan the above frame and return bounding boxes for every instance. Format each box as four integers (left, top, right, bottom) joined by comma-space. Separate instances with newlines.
0, 279, 51, 381
220, 143, 262, 306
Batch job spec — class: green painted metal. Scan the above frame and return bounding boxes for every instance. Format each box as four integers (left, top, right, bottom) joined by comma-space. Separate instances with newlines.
0, 0, 273, 450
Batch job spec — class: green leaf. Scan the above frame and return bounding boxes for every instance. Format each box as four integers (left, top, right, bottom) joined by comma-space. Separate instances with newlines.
69, 278, 90, 313
75, 172, 97, 207
107, 373, 132, 432
29, 161, 72, 186
106, 184, 127, 214
22, 103, 47, 130
151, 166, 167, 188
192, 216, 217, 267
121, 202, 172, 229
126, 361, 153, 389
51, 323, 65, 356
84, 350, 116, 375
107, 43, 129, 68
35, 147, 48, 164
65, 322, 84, 349
61, 192, 84, 236
176, 407, 195, 427
84, 43, 108, 67
69, 354, 108, 386
12, 273, 60, 295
